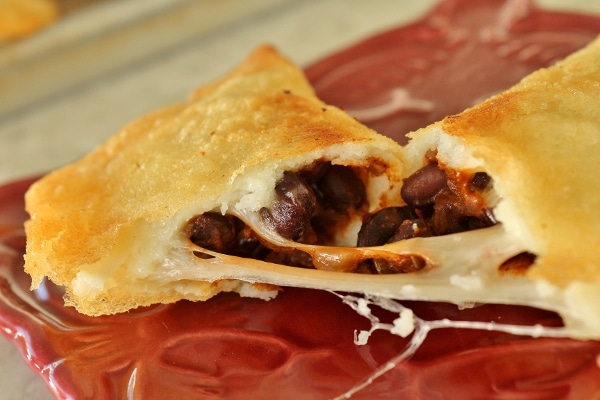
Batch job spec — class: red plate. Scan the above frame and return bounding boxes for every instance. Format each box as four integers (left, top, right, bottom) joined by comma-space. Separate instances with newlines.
2, 0, 600, 398
306, 0, 600, 143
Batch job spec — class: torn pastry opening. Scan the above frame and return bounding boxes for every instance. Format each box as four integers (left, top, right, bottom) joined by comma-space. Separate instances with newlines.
184, 151, 537, 276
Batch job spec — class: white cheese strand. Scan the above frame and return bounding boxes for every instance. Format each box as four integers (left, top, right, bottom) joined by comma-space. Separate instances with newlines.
329, 292, 572, 400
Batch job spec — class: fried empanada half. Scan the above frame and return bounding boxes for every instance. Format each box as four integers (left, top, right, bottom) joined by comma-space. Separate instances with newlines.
399, 36, 600, 339
24, 46, 405, 316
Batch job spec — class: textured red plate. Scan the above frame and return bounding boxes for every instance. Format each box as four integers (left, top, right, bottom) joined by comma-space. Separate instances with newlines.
2, 0, 600, 399
306, 0, 600, 143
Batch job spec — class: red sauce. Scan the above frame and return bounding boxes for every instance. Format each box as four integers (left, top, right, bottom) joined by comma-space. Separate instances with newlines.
2, 0, 600, 398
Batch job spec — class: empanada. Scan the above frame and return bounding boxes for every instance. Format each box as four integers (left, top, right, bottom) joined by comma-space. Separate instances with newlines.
24, 46, 405, 316
24, 39, 600, 339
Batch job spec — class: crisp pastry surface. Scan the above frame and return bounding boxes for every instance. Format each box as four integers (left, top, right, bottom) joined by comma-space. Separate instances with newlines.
410, 36, 600, 287
24, 46, 404, 316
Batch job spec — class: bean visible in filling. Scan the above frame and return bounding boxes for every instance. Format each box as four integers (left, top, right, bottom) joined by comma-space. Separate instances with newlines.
402, 160, 497, 234
188, 212, 237, 253
186, 158, 535, 275
498, 252, 536, 275
259, 171, 317, 242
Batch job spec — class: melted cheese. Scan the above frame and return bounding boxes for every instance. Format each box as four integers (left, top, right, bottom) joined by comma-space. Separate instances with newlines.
155, 200, 600, 343
180, 208, 533, 306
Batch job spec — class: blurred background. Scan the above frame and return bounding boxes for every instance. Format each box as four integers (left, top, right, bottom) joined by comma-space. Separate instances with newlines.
0, 0, 439, 185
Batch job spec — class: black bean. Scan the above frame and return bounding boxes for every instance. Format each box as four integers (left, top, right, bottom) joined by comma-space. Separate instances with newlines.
431, 190, 462, 235
469, 172, 491, 191
357, 207, 415, 247
261, 172, 316, 241
431, 188, 496, 235
388, 219, 432, 242
316, 165, 366, 213
188, 212, 237, 252
298, 162, 331, 185
400, 163, 448, 207
499, 252, 536, 275
264, 249, 314, 269
356, 261, 376, 274
274, 172, 313, 203
462, 216, 486, 230
234, 225, 269, 259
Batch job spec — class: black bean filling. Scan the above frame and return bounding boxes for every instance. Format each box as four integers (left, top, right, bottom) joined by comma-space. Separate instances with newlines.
355, 159, 501, 274
187, 162, 368, 268
259, 162, 368, 245
187, 159, 534, 274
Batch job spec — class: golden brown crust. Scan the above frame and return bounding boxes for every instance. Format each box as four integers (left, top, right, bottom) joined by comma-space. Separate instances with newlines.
24, 45, 404, 316
391, 37, 600, 337
412, 36, 600, 288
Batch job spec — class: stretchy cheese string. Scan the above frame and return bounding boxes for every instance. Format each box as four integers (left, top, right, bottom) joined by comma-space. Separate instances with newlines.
329, 292, 572, 400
